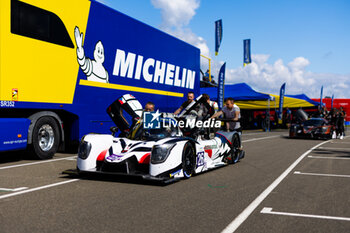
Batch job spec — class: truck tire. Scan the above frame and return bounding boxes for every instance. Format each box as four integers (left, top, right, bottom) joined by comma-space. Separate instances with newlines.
30, 117, 60, 159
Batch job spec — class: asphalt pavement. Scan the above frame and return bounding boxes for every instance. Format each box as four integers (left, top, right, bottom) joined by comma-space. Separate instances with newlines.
0, 129, 349, 233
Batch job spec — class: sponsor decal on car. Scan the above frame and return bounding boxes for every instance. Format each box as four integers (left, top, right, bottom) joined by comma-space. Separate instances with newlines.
204, 145, 218, 150
196, 151, 205, 168
169, 169, 182, 178
106, 154, 124, 162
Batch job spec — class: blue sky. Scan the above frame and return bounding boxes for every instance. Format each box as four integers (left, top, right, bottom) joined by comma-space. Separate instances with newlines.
98, 0, 350, 97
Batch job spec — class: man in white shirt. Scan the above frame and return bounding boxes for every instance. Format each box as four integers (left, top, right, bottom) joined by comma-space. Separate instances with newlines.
211, 97, 242, 153
211, 97, 241, 131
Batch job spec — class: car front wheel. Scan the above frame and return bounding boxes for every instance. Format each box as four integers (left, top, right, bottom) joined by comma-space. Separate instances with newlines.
182, 142, 196, 178
229, 134, 240, 164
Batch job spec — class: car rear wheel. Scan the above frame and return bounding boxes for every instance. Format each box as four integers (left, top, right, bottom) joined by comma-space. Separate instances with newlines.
182, 142, 196, 178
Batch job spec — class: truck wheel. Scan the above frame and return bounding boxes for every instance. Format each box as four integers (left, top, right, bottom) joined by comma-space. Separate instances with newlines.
182, 142, 196, 178
30, 117, 60, 159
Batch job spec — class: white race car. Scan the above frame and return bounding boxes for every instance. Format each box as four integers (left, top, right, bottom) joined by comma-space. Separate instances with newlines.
75, 94, 244, 183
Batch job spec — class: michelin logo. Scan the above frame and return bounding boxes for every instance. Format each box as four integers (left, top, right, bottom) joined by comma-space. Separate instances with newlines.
74, 27, 195, 89
113, 49, 196, 89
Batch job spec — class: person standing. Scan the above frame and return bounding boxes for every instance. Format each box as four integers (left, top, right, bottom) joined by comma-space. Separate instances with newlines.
339, 107, 346, 139
211, 98, 242, 154
197, 94, 218, 119
174, 92, 195, 115
285, 107, 292, 128
144, 102, 155, 112
211, 97, 241, 132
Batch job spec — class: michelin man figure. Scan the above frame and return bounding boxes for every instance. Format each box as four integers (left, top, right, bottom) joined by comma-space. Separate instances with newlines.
74, 26, 109, 83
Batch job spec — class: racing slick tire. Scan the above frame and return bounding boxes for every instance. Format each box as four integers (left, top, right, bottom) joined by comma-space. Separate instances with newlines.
229, 134, 240, 164
182, 142, 196, 178
29, 117, 60, 160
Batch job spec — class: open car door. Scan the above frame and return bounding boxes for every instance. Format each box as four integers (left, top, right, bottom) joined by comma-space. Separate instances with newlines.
106, 94, 143, 135
178, 94, 214, 118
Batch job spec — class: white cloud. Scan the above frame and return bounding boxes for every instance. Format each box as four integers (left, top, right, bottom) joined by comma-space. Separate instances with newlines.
224, 55, 350, 98
150, 0, 350, 98
151, 0, 199, 29
151, 0, 210, 59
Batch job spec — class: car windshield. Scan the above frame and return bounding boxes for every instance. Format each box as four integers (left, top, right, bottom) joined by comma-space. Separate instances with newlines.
304, 119, 324, 127
143, 124, 179, 139
131, 117, 180, 140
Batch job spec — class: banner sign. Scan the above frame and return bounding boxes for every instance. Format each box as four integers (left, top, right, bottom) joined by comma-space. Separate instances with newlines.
278, 83, 286, 120
215, 19, 223, 56
243, 39, 251, 66
217, 62, 226, 109
320, 86, 323, 107
331, 94, 334, 109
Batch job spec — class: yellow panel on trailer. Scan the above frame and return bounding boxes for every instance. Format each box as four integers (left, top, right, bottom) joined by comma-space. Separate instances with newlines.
0, 0, 91, 104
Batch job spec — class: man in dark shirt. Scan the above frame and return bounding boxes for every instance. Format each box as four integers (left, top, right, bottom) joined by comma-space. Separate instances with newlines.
174, 92, 195, 115
339, 107, 346, 139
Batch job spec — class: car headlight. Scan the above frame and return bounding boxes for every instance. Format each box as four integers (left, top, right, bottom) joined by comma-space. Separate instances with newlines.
78, 141, 92, 159
151, 144, 176, 164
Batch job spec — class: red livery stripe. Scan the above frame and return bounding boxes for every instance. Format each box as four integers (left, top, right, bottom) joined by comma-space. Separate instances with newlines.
139, 153, 151, 164
205, 149, 212, 158
97, 149, 108, 161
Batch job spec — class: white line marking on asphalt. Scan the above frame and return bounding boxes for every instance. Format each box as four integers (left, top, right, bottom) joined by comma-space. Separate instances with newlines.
0, 179, 79, 200
318, 147, 350, 151
221, 140, 329, 233
13, 187, 28, 191
261, 207, 350, 221
330, 141, 350, 144
0, 187, 28, 192
308, 155, 350, 160
242, 132, 267, 136
0, 156, 77, 170
294, 171, 350, 178
242, 135, 282, 143
65, 157, 77, 161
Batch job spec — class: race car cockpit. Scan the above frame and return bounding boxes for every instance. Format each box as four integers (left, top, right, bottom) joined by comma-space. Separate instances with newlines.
106, 94, 217, 140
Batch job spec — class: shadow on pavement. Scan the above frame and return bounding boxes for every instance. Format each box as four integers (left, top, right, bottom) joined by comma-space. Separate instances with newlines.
313, 148, 350, 156
60, 171, 177, 187
0, 150, 29, 164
